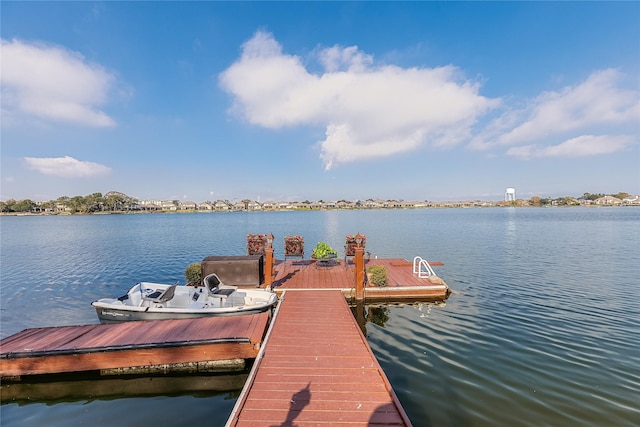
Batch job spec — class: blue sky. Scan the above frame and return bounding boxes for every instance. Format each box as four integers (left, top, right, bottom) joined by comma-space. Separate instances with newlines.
2, 2, 639, 203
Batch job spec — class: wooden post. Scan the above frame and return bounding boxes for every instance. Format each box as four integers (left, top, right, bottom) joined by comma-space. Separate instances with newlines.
264, 233, 275, 288
354, 233, 365, 300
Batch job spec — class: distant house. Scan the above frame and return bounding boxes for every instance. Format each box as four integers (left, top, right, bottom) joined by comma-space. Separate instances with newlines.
214, 200, 230, 211
198, 202, 214, 211
231, 200, 262, 211
247, 201, 262, 211
293, 202, 311, 210
161, 200, 178, 210
594, 196, 622, 206
278, 201, 294, 210
180, 201, 197, 210
323, 201, 337, 209
55, 203, 72, 213
383, 200, 403, 209
363, 200, 382, 209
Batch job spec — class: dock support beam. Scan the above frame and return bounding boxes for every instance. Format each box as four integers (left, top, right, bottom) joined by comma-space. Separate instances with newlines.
265, 233, 275, 288
354, 233, 365, 300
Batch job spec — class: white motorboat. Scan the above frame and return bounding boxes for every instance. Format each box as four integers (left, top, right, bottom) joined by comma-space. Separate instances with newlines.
92, 273, 278, 323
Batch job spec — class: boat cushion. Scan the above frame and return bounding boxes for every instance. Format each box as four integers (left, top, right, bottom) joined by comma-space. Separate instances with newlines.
143, 290, 163, 300
212, 288, 235, 298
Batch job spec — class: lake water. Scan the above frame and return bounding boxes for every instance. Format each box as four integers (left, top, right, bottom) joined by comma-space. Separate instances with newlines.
1, 208, 638, 426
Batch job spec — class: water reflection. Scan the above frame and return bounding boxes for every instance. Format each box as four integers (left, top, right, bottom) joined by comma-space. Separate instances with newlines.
1, 373, 247, 405
350, 302, 392, 336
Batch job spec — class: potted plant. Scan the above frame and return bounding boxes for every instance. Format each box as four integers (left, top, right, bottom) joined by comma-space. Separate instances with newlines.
311, 242, 338, 259
184, 262, 202, 286
366, 265, 388, 287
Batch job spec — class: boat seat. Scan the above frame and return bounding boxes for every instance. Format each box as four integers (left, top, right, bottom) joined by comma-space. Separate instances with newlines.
143, 285, 177, 303
203, 273, 236, 298
211, 288, 235, 298
204, 273, 222, 292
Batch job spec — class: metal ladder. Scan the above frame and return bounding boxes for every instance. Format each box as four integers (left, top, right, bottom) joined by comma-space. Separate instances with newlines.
413, 256, 436, 278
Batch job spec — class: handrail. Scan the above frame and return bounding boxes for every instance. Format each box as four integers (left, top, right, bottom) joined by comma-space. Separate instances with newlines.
413, 256, 436, 278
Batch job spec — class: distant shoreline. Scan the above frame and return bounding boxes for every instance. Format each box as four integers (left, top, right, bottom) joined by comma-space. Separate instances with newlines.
1, 204, 636, 217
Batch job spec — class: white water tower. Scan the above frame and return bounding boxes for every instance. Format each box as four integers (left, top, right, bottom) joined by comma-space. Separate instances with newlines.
505, 187, 516, 202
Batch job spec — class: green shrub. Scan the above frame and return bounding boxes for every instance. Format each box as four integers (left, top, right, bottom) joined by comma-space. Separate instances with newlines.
185, 262, 202, 285
312, 242, 337, 258
366, 265, 388, 287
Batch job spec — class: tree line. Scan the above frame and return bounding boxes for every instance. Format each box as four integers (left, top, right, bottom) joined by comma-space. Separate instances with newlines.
1, 192, 138, 214
520, 192, 631, 207
0, 191, 633, 214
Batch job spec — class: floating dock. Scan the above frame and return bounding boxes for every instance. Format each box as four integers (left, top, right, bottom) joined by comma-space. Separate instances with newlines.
272, 257, 449, 302
227, 290, 412, 426
0, 312, 270, 379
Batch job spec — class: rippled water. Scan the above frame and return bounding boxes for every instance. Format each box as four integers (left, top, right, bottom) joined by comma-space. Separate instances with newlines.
1, 208, 639, 426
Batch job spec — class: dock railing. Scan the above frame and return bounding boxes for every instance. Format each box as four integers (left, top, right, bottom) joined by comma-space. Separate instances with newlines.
413, 256, 436, 278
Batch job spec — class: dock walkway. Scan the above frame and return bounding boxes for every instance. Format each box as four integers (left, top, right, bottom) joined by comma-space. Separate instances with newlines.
227, 290, 412, 426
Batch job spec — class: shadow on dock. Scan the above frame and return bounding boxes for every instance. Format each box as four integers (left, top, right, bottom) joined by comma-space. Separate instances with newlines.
272, 382, 312, 427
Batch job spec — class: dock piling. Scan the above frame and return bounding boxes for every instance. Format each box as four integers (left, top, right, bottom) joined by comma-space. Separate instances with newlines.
354, 233, 365, 300
264, 233, 275, 287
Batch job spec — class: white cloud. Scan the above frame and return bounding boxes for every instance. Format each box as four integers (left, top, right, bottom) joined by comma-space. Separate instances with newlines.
471, 69, 639, 150
318, 45, 373, 72
24, 156, 111, 177
506, 135, 634, 159
1, 38, 116, 127
220, 31, 499, 169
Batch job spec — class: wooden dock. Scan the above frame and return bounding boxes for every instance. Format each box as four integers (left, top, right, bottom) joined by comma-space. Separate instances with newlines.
227, 290, 412, 426
0, 312, 270, 379
1, 250, 446, 423
272, 257, 449, 302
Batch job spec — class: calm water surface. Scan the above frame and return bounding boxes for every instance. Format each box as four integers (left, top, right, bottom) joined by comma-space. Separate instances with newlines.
1, 208, 638, 426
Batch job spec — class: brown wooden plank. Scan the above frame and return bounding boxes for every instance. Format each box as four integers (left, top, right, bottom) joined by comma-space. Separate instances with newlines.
246, 381, 391, 394
271, 258, 448, 303
1, 312, 270, 377
236, 407, 404, 425
261, 356, 376, 369
243, 390, 395, 406
2, 313, 269, 355
0, 341, 258, 377
242, 399, 395, 412
229, 290, 412, 426
0, 324, 100, 353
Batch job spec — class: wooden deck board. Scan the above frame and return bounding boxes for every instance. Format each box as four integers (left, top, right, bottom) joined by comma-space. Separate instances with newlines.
1, 312, 270, 377
228, 290, 412, 426
271, 258, 449, 302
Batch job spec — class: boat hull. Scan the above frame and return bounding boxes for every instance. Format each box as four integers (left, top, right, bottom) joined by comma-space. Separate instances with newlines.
93, 303, 274, 323
91, 281, 278, 323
